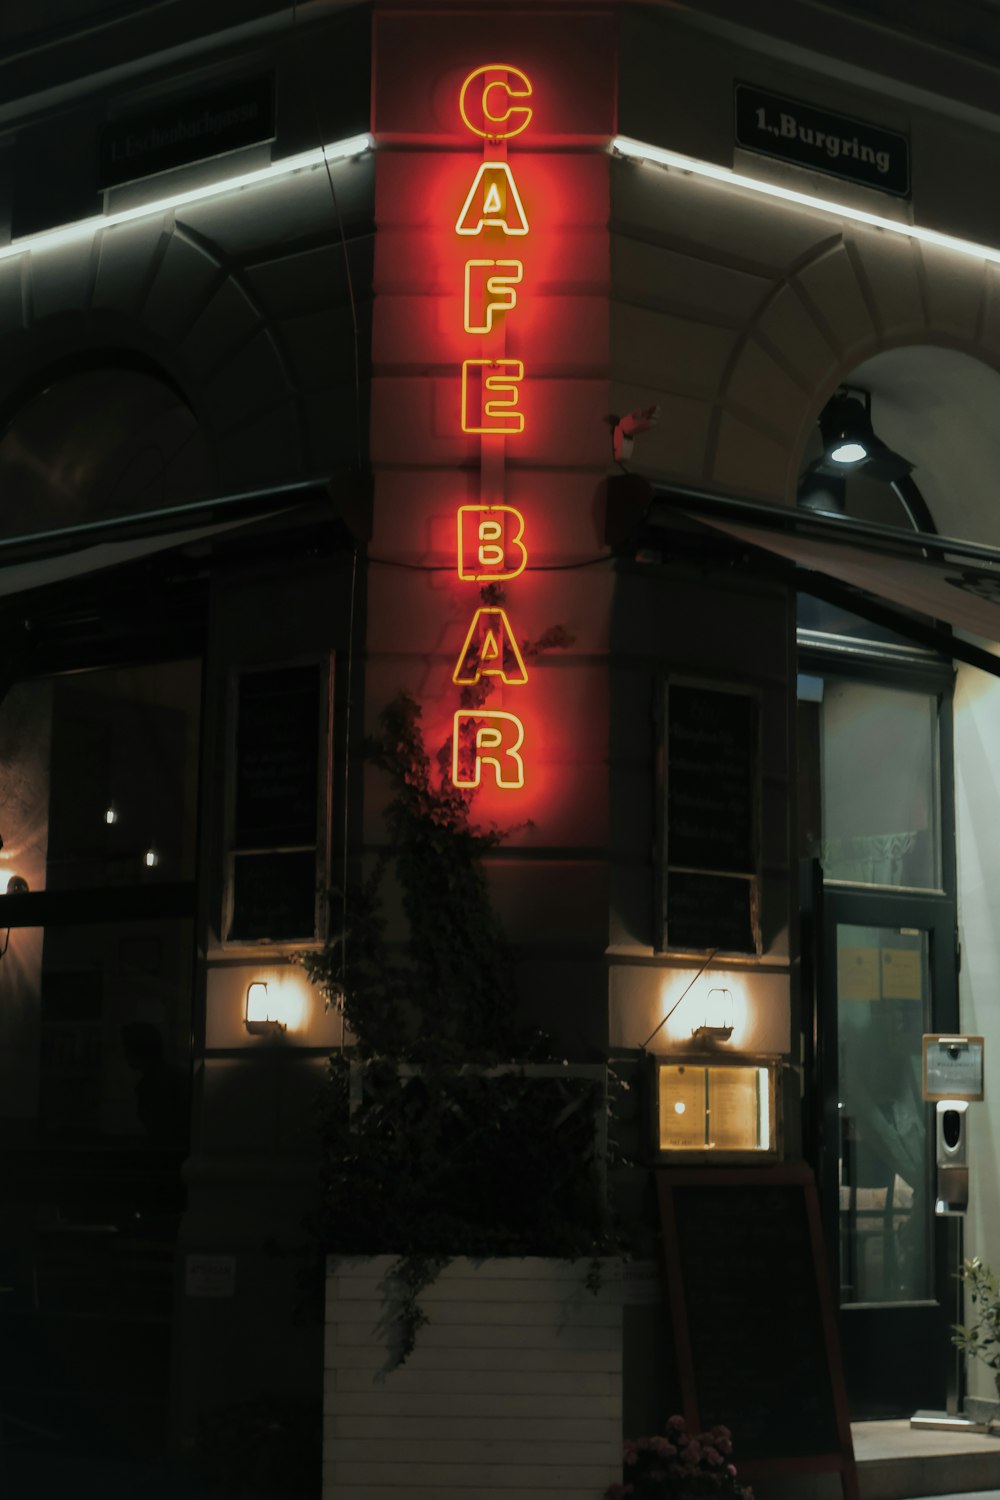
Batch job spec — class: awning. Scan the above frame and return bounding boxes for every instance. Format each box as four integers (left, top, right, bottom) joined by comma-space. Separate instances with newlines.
632, 481, 1000, 679
0, 476, 364, 599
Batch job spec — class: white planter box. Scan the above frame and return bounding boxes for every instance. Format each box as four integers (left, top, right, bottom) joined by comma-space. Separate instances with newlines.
324, 1255, 623, 1500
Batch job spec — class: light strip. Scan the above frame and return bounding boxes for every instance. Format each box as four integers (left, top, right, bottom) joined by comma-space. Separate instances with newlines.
0, 132, 373, 264
612, 134, 1000, 270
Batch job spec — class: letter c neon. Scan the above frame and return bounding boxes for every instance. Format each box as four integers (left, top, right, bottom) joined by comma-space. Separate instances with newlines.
460, 65, 533, 140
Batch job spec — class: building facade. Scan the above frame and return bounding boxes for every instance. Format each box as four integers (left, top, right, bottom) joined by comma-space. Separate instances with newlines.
3, 0, 1000, 1483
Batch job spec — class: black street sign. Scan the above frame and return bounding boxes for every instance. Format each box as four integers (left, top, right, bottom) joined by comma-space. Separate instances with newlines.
100, 76, 276, 190
735, 83, 909, 198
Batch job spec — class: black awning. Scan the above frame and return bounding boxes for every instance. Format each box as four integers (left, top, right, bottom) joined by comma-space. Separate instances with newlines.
610, 476, 1000, 679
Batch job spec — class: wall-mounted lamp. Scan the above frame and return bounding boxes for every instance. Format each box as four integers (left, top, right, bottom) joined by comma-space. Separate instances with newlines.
811, 388, 912, 483
143, 848, 158, 868
104, 806, 118, 826
691, 986, 734, 1043
245, 981, 286, 1036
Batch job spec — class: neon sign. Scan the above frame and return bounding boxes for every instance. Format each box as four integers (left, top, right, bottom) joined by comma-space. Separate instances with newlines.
456, 505, 527, 581
452, 608, 529, 686
463, 259, 522, 334
459, 65, 533, 140
456, 162, 529, 236
461, 359, 525, 434
452, 710, 525, 789
450, 66, 533, 791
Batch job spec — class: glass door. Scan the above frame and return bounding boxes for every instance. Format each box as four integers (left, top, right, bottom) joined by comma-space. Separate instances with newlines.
819, 889, 958, 1417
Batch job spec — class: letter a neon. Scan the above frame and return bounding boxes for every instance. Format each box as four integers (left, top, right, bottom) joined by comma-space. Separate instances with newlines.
452, 608, 529, 685
456, 162, 529, 236
452, 710, 525, 789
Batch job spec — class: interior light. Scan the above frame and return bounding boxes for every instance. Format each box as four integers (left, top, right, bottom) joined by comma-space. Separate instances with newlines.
143, 849, 158, 868
245, 981, 286, 1036
105, 807, 117, 826
0, 133, 373, 266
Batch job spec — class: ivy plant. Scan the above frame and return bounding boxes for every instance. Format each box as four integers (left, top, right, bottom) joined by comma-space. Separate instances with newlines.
298, 690, 619, 1364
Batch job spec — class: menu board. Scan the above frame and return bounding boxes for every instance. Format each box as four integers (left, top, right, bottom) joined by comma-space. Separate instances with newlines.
661, 682, 760, 955
657, 1167, 858, 1499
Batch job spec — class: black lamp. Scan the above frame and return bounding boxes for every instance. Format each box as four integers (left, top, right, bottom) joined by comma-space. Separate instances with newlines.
819, 392, 875, 467
806, 388, 913, 490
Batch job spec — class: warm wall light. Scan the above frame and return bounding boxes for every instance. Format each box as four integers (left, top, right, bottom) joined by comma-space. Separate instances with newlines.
5, 874, 28, 895
143, 848, 158, 868
245, 981, 286, 1036
691, 987, 734, 1043
104, 807, 118, 826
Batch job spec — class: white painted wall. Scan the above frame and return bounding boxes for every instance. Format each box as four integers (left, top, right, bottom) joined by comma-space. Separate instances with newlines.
953, 657, 1000, 1400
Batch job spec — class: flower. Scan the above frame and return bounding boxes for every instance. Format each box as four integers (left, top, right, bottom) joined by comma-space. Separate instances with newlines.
605, 1416, 754, 1500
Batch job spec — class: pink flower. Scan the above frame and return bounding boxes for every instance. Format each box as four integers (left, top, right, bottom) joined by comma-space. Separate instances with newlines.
622, 1442, 638, 1465
727, 1463, 738, 1477
703, 1444, 723, 1465
681, 1441, 703, 1465
667, 1414, 688, 1432
648, 1435, 677, 1457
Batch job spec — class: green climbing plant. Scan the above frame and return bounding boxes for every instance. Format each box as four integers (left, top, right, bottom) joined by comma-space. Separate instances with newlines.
298, 690, 619, 1364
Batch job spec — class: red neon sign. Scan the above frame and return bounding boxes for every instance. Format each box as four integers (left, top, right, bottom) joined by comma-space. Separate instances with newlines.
450, 63, 534, 791
452, 710, 525, 789
456, 162, 529, 236
461, 359, 524, 434
464, 259, 522, 334
452, 607, 528, 686
456, 505, 527, 581
459, 65, 533, 141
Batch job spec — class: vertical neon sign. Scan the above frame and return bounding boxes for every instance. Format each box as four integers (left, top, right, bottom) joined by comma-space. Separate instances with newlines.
451, 65, 533, 791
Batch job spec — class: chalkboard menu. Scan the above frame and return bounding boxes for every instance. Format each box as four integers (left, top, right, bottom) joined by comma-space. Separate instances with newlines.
660, 680, 760, 954
657, 1166, 858, 1499
226, 661, 327, 944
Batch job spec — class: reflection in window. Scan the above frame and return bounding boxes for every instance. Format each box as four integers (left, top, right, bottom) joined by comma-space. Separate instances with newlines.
0, 660, 200, 893
837, 924, 931, 1304
800, 678, 941, 889
0, 918, 193, 1149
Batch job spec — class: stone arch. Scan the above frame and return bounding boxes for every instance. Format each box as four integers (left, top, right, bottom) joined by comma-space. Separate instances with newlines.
707, 214, 1000, 519
0, 353, 212, 538
0, 152, 371, 502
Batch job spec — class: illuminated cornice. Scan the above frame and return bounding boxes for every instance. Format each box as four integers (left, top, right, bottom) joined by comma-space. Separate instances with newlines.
612, 134, 1000, 270
0, 132, 373, 264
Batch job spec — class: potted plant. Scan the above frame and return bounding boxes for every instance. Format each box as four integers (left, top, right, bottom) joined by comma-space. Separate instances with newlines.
952, 1255, 1000, 1399
302, 693, 624, 1496
606, 1416, 755, 1499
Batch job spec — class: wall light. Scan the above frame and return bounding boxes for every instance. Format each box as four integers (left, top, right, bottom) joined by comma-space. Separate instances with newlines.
817, 389, 911, 481
691, 987, 734, 1043
5, 874, 28, 895
611, 135, 1000, 271
0, 133, 373, 266
143, 848, 158, 868
245, 981, 286, 1036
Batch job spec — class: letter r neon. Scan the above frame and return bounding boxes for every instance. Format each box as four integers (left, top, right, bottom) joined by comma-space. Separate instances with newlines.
452, 710, 525, 789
